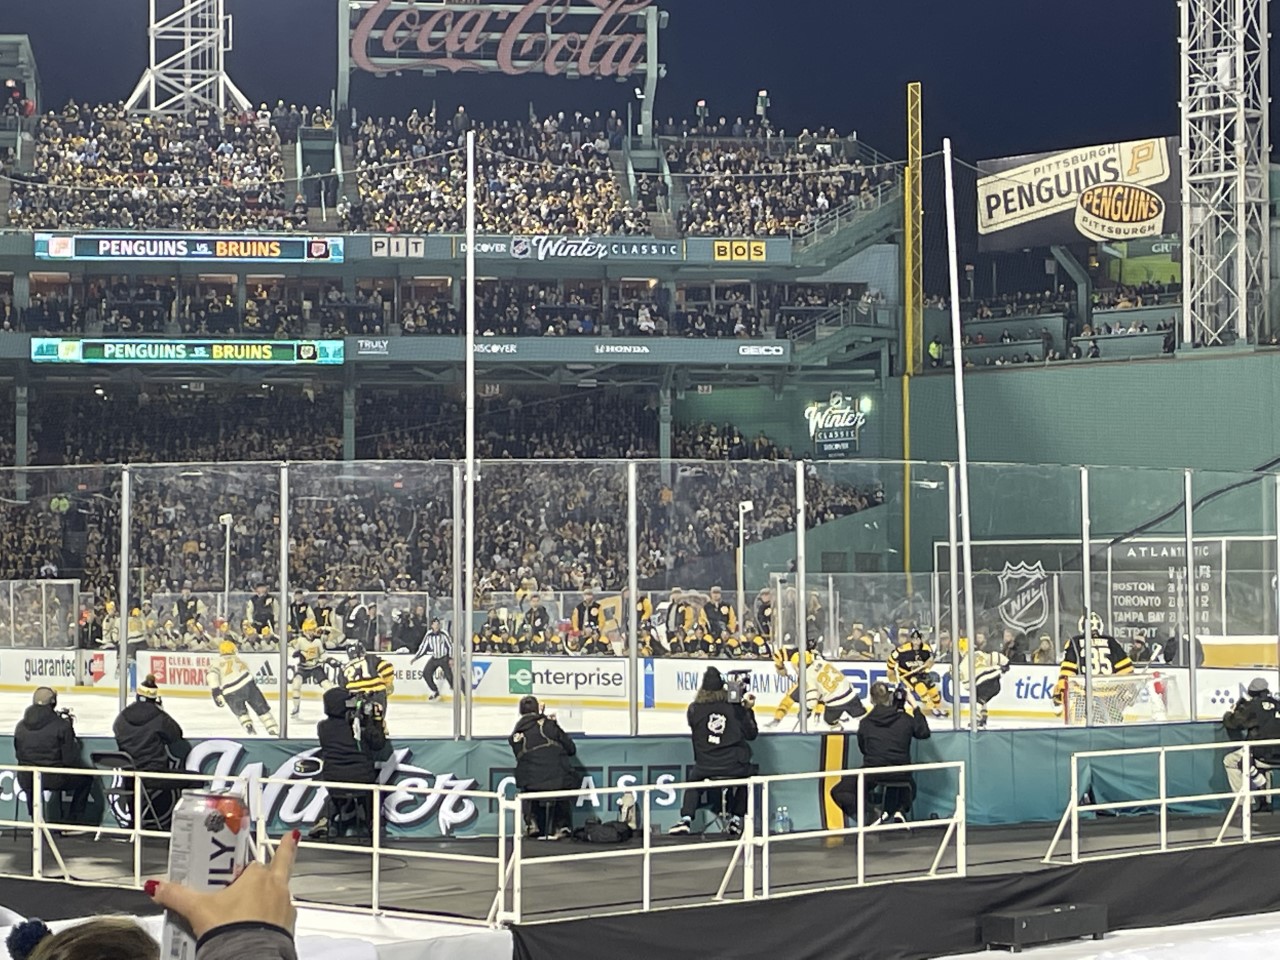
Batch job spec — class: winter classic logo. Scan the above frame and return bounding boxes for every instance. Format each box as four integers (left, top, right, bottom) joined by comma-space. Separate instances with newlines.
997, 561, 1050, 634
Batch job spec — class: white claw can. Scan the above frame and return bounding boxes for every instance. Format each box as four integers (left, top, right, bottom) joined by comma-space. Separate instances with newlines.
160, 789, 251, 960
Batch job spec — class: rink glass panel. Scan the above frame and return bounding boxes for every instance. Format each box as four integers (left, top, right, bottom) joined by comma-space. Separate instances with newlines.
470, 459, 629, 738
0, 464, 121, 735
129, 462, 285, 738
287, 460, 455, 738
1190, 469, 1279, 682
634, 460, 797, 736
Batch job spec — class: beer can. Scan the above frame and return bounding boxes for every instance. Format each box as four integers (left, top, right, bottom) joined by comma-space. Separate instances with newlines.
159, 789, 251, 960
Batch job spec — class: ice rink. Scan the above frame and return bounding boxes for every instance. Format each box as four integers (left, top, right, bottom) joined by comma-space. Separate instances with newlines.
9, 687, 1063, 740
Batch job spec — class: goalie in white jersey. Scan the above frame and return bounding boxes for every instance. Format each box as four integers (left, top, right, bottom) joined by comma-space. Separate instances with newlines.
289, 618, 338, 717
207, 639, 279, 735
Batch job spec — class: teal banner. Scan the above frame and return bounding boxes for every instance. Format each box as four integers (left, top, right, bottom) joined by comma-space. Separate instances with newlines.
0, 723, 1231, 839
348, 336, 792, 365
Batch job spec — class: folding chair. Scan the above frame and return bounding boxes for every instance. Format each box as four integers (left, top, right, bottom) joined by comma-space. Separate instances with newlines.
89, 751, 169, 839
692, 782, 737, 837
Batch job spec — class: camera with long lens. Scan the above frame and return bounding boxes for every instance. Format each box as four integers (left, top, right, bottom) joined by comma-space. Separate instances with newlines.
724, 669, 753, 705
345, 696, 375, 720
56, 706, 75, 725
892, 685, 908, 711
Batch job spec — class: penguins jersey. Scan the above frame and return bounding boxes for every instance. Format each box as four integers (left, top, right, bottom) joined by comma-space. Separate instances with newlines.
207, 654, 253, 698
888, 643, 935, 682
292, 636, 329, 675
777, 651, 854, 703
958, 649, 1008, 686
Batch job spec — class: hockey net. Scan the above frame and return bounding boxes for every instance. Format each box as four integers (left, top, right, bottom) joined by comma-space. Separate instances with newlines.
1063, 671, 1184, 725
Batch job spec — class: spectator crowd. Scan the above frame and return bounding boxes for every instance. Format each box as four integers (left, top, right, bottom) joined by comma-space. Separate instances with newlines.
8, 102, 299, 232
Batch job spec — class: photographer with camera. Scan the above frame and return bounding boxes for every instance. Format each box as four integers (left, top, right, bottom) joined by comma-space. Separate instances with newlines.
668, 667, 758, 837
509, 696, 578, 839
13, 687, 93, 823
831, 681, 931, 826
310, 687, 389, 839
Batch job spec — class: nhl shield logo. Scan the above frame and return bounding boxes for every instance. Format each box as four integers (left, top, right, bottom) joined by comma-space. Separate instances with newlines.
997, 561, 1049, 634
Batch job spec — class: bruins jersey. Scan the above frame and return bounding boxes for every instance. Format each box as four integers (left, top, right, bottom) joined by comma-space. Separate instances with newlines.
572, 600, 606, 633
703, 600, 737, 637
342, 653, 396, 697
755, 598, 774, 635
888, 642, 935, 681
1058, 634, 1133, 685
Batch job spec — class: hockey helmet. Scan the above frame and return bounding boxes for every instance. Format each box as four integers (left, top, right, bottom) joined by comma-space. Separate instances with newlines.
958, 636, 969, 656
301, 618, 318, 632
345, 640, 366, 659
1078, 611, 1104, 636
219, 640, 237, 655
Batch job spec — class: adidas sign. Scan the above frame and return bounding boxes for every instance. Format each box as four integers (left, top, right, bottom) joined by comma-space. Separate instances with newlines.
254, 661, 277, 685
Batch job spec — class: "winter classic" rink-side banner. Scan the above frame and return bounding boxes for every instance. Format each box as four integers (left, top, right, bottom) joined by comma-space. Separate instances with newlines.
976, 137, 1180, 251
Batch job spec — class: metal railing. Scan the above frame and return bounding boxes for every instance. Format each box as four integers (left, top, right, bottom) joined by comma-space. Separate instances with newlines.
494, 760, 965, 924
1043, 738, 1280, 864
791, 181, 901, 248
0, 763, 511, 925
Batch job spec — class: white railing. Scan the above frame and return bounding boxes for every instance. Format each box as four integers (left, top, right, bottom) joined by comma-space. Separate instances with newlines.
1043, 738, 1280, 864
493, 759, 965, 924
0, 764, 511, 925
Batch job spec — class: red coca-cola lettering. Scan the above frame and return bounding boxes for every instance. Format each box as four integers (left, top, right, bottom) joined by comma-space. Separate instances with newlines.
351, 0, 653, 79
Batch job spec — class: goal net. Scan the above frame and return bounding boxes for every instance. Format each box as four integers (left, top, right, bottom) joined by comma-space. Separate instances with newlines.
1064, 671, 1185, 725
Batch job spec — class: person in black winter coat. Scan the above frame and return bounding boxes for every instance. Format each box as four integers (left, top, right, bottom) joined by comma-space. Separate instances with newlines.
509, 695, 578, 838
13, 687, 92, 819
312, 686, 387, 839
111, 675, 192, 828
668, 667, 758, 836
832, 681, 931, 826
113, 675, 190, 772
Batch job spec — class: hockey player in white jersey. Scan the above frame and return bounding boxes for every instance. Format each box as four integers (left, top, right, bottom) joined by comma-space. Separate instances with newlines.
207, 639, 279, 734
289, 619, 338, 717
956, 634, 1010, 728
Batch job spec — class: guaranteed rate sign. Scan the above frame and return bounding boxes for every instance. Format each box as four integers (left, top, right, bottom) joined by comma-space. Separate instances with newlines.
34, 233, 345, 264
31, 339, 346, 366
350, 0, 654, 78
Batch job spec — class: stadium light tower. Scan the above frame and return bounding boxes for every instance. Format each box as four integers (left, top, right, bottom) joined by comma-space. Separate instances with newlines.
124, 0, 251, 116
1179, 0, 1270, 345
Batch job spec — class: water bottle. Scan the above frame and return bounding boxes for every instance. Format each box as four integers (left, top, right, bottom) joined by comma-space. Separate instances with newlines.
772, 805, 786, 835
781, 806, 794, 834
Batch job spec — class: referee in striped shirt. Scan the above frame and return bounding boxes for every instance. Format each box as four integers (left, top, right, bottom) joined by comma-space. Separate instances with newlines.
413, 618, 456, 700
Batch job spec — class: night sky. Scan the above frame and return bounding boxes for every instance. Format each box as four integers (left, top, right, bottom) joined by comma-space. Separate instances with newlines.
1, 0, 1203, 162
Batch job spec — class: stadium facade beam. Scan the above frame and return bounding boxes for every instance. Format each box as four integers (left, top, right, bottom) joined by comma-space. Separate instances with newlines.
903, 81, 923, 377
124, 0, 251, 116
1179, 0, 1270, 345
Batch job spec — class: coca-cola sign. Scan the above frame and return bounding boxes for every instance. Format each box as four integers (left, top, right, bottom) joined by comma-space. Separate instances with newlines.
351, 0, 654, 78
804, 392, 867, 459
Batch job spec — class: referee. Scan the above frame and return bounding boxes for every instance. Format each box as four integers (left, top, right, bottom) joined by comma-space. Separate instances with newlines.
413, 618, 456, 701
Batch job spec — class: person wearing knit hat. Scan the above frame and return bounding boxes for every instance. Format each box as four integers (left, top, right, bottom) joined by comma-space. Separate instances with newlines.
113, 674, 190, 779
668, 665, 757, 837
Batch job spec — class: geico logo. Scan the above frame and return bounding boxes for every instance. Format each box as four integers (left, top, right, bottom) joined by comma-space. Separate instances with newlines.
738, 345, 785, 356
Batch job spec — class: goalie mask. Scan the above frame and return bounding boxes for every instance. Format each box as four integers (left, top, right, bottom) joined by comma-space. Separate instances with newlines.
1078, 611, 1104, 636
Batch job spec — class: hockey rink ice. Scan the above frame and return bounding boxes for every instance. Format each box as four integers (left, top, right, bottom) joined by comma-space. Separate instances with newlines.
0, 688, 1065, 739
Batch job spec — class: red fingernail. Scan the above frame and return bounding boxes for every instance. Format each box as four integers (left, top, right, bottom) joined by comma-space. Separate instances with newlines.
144, 880, 159, 897
290, 829, 301, 842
